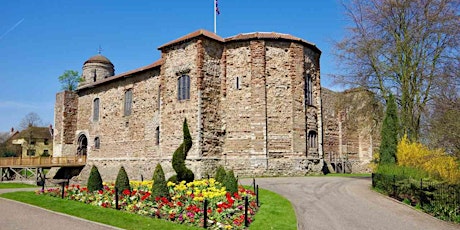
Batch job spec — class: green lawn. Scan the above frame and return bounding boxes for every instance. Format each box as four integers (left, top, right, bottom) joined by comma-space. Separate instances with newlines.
0, 183, 38, 189
0, 188, 297, 230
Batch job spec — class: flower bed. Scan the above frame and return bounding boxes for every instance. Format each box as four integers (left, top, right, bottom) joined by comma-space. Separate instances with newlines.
37, 179, 258, 229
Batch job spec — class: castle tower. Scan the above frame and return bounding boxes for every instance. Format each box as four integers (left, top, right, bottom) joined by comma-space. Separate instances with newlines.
80, 54, 115, 87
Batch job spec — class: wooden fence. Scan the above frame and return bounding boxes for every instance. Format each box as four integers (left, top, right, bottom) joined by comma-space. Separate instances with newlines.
0, 156, 87, 167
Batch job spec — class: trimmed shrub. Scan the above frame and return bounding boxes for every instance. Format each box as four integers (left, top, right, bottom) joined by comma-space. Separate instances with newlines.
87, 165, 103, 192
223, 170, 238, 194
152, 163, 169, 199
115, 166, 131, 192
169, 118, 195, 183
379, 93, 399, 165
215, 165, 226, 183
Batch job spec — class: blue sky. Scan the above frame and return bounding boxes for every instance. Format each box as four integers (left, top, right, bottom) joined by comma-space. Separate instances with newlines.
0, 0, 348, 132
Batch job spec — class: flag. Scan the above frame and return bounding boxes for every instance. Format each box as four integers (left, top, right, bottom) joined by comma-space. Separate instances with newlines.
216, 0, 220, 15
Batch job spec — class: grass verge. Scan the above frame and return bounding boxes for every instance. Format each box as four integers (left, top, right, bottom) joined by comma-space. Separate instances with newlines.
0, 183, 38, 189
0, 188, 297, 230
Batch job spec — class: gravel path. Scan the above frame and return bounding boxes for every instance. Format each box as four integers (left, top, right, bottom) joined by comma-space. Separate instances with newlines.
241, 177, 459, 230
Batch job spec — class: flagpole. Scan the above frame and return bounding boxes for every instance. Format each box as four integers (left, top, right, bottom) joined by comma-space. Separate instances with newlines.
214, 0, 217, 34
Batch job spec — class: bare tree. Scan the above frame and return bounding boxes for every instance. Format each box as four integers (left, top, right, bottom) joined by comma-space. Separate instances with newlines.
19, 112, 43, 130
335, 0, 460, 140
0, 132, 9, 143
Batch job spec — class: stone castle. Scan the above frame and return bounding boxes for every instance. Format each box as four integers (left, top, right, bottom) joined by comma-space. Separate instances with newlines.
53, 30, 324, 181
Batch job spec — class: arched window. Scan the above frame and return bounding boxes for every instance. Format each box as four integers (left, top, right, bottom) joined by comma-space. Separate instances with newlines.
124, 89, 133, 116
93, 98, 100, 122
308, 130, 317, 149
177, 75, 190, 101
77, 134, 88, 156
305, 74, 313, 106
94, 136, 100, 149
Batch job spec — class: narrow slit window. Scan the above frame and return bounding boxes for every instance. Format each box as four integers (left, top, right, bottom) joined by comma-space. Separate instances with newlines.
124, 89, 133, 116
236, 76, 241, 90
94, 137, 100, 149
308, 130, 317, 148
93, 98, 100, 122
155, 126, 160, 145
305, 74, 313, 106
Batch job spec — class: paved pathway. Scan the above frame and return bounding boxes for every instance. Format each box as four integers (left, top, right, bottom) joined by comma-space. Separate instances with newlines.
241, 177, 459, 230
0, 188, 119, 230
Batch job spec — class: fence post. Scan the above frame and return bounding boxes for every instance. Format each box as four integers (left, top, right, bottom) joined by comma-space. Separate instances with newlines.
419, 178, 423, 208
244, 196, 249, 227
61, 182, 65, 199
371, 173, 375, 188
115, 187, 119, 210
253, 178, 256, 192
256, 185, 259, 207
392, 175, 396, 197
203, 199, 208, 228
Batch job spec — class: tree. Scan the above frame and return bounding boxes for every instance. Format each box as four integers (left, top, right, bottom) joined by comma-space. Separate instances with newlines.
115, 166, 131, 192
380, 94, 399, 165
335, 0, 460, 140
19, 112, 43, 130
87, 165, 103, 192
58, 70, 81, 91
425, 89, 460, 158
223, 170, 238, 195
151, 163, 169, 199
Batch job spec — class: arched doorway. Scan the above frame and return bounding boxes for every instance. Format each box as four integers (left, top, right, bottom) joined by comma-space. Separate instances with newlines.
77, 134, 88, 156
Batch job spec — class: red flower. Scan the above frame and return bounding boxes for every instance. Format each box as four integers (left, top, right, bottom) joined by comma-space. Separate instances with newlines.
177, 201, 183, 206
155, 196, 161, 202
141, 192, 150, 201
122, 189, 131, 196
98, 190, 103, 194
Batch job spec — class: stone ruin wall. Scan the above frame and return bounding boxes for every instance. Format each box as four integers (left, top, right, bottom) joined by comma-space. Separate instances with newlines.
321, 88, 382, 173
53, 91, 78, 157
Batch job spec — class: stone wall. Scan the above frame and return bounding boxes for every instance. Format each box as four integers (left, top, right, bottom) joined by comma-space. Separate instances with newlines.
55, 31, 325, 181
53, 91, 78, 157
321, 88, 382, 173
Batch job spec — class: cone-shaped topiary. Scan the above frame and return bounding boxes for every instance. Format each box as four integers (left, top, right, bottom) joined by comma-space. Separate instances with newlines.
215, 165, 226, 183
151, 163, 170, 199
87, 165, 103, 192
223, 170, 238, 194
169, 118, 194, 183
380, 93, 399, 165
115, 166, 131, 192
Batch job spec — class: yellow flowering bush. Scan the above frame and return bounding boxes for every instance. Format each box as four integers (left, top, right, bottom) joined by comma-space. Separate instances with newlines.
397, 134, 460, 184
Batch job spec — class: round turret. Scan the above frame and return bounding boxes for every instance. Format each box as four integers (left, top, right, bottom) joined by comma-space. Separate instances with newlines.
80, 54, 115, 87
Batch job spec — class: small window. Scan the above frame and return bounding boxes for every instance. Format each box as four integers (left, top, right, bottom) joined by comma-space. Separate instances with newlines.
30, 140, 36, 145
155, 126, 160, 145
124, 89, 133, 116
94, 137, 100, 149
27, 149, 36, 156
93, 98, 100, 122
305, 74, 313, 106
177, 75, 190, 101
42, 150, 50, 157
93, 69, 97, 82
308, 130, 317, 149
236, 76, 241, 90
44, 139, 49, 145
157, 85, 161, 109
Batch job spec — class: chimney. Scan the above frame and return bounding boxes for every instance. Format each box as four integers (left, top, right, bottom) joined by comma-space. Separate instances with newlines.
10, 127, 15, 136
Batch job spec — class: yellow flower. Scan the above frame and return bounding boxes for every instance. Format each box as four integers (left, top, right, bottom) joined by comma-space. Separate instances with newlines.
167, 181, 176, 187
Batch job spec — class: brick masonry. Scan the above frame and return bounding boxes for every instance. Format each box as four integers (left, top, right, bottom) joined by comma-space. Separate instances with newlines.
53, 30, 325, 181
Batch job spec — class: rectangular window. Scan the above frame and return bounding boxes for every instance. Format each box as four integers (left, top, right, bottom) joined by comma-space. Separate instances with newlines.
178, 75, 190, 101
124, 89, 133, 116
93, 98, 100, 122
42, 149, 50, 156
